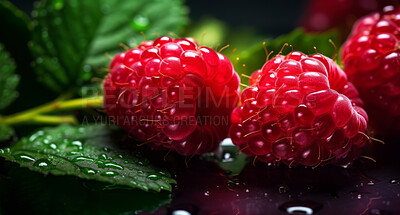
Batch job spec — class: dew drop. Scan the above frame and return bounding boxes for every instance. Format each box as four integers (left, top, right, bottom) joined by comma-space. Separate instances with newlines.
222, 152, 233, 162
131, 15, 150, 32
357, 194, 362, 199
80, 167, 96, 175
138, 170, 144, 174
14, 154, 35, 162
171, 210, 192, 215
390, 178, 400, 184
70, 140, 83, 151
367, 180, 375, 186
279, 201, 322, 215
72, 156, 94, 162
101, 171, 118, 176
103, 162, 124, 170
204, 191, 210, 196
49, 143, 57, 150
147, 173, 161, 181
98, 153, 108, 160
33, 159, 54, 169
279, 184, 289, 193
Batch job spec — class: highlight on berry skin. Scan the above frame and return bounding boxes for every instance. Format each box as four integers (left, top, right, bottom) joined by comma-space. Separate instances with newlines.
103, 36, 240, 155
229, 51, 369, 167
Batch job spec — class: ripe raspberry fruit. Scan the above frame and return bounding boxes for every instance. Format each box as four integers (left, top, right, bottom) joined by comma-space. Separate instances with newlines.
341, 5, 400, 136
230, 51, 368, 167
104, 36, 240, 155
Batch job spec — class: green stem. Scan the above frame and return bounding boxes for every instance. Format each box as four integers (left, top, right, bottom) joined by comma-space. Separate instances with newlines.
30, 115, 79, 125
0, 96, 103, 125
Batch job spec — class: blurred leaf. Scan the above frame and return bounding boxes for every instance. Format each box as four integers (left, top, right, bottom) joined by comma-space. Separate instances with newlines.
234, 28, 340, 83
0, 44, 19, 111
0, 165, 170, 215
0, 124, 14, 142
0, 124, 176, 192
30, 0, 188, 92
185, 18, 227, 48
0, 1, 57, 115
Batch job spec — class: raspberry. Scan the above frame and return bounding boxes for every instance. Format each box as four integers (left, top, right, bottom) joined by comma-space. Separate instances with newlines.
341, 5, 400, 136
104, 36, 240, 155
230, 51, 368, 167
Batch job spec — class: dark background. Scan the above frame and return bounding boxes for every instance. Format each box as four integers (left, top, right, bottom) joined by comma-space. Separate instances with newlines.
8, 0, 308, 36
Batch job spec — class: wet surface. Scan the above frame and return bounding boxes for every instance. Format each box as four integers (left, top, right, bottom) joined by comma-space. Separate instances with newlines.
141, 138, 400, 215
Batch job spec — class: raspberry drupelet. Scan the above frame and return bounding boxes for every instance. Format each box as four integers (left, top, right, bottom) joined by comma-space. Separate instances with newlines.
230, 51, 369, 167
104, 36, 240, 155
341, 5, 400, 136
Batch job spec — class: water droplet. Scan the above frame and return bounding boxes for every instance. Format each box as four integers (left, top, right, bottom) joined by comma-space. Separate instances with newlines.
222, 152, 233, 162
101, 171, 118, 176
367, 180, 375, 186
49, 143, 57, 150
103, 147, 109, 152
80, 167, 96, 175
357, 194, 362, 199
70, 140, 83, 151
123, 160, 129, 164
98, 153, 108, 160
72, 156, 94, 162
118, 154, 124, 159
279, 201, 322, 215
29, 131, 44, 142
138, 170, 144, 174
390, 178, 400, 184
171, 210, 192, 215
245, 189, 250, 193
131, 15, 150, 32
147, 173, 161, 181
52, 0, 64, 10
33, 159, 54, 169
204, 191, 210, 196
67, 151, 80, 156
14, 154, 35, 162
279, 184, 289, 193
103, 162, 124, 170
137, 161, 144, 166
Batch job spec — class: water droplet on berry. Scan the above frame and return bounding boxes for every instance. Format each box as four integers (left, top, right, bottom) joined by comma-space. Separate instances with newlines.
131, 15, 150, 32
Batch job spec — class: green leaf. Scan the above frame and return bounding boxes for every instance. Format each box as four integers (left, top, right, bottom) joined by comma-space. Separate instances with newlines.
0, 44, 19, 111
0, 166, 170, 215
0, 124, 176, 192
30, 0, 188, 92
0, 124, 14, 142
234, 28, 340, 83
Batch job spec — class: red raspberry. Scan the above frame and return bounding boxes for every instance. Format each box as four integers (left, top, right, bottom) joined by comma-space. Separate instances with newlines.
230, 51, 368, 167
104, 36, 240, 155
341, 5, 400, 136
